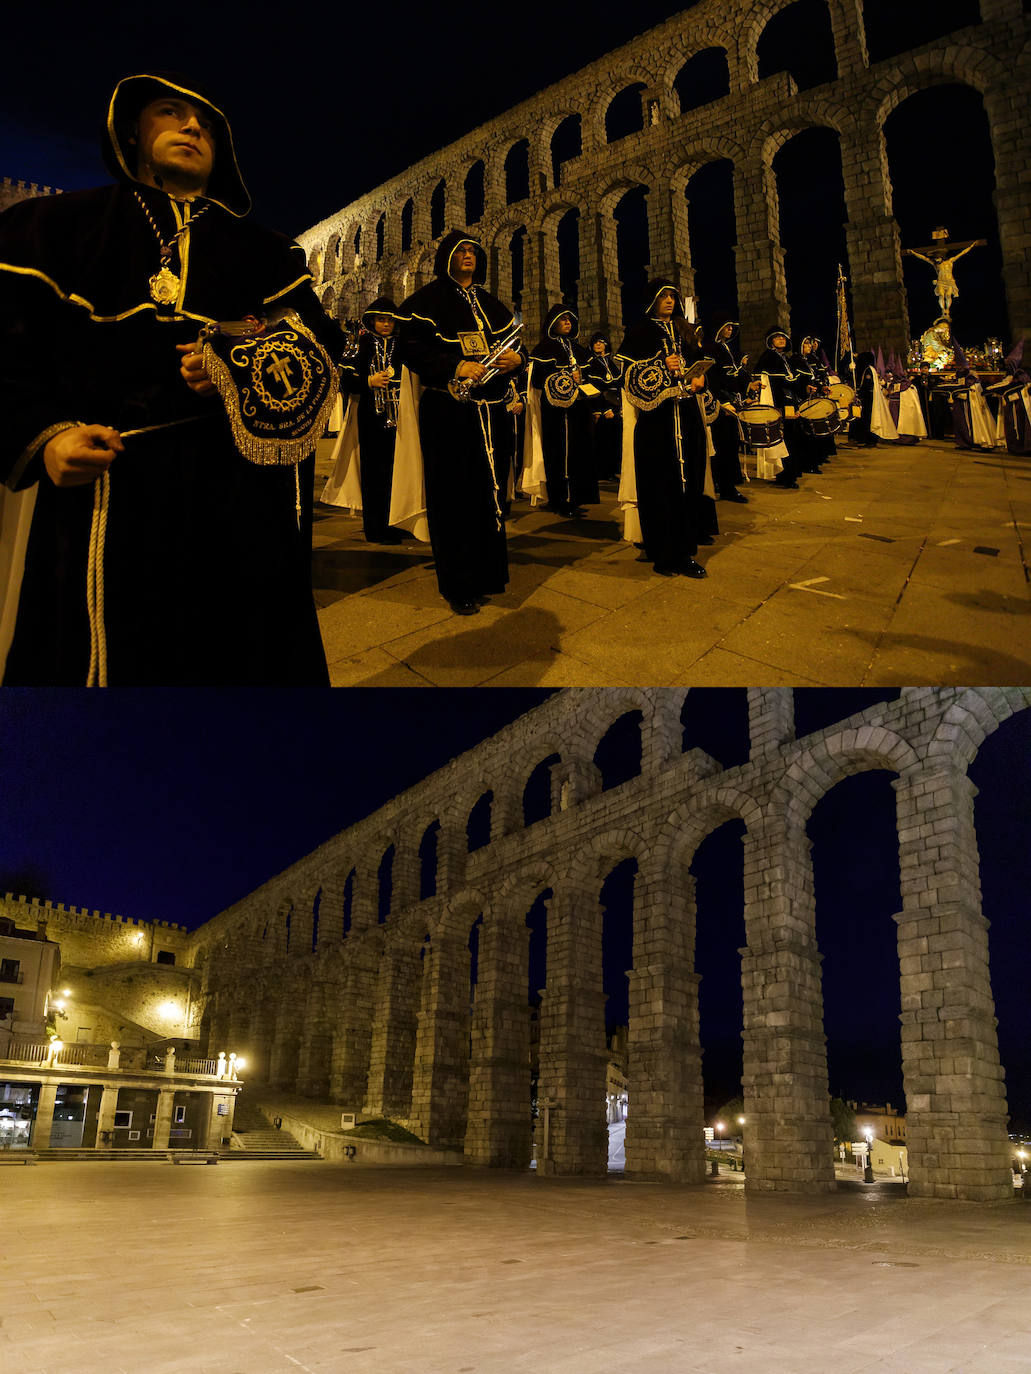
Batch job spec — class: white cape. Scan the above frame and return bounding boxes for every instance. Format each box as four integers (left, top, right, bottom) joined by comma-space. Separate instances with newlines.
869, 369, 899, 441
0, 485, 37, 680
752, 374, 787, 479
387, 365, 431, 543
896, 386, 927, 439
319, 395, 362, 510
519, 361, 547, 504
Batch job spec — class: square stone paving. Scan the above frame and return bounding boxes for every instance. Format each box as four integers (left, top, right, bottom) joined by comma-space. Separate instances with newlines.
3, 1162, 1030, 1373
311, 438, 1031, 687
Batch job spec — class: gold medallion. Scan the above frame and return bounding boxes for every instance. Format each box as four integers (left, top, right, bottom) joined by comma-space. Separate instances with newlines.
149, 266, 181, 305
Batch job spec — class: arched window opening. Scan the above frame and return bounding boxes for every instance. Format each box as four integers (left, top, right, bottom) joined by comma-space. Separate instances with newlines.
467, 791, 492, 852
614, 185, 650, 328
375, 214, 385, 262
601, 857, 636, 1172
773, 128, 849, 346
419, 820, 441, 900
401, 198, 414, 253
377, 844, 394, 924
685, 159, 738, 324
342, 869, 355, 937
674, 47, 730, 115
465, 160, 485, 225
551, 114, 582, 187
526, 888, 551, 1136
593, 711, 643, 791
510, 227, 527, 312
862, 0, 981, 64
692, 820, 747, 1121
430, 179, 446, 240
311, 888, 321, 952
681, 689, 750, 768
757, 0, 837, 91
557, 209, 580, 308
468, 914, 483, 1009
523, 754, 560, 826
605, 82, 646, 143
505, 140, 530, 204
886, 86, 1007, 343
353, 226, 362, 262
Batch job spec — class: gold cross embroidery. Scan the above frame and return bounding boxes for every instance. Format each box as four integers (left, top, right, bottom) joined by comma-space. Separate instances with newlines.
267, 352, 295, 396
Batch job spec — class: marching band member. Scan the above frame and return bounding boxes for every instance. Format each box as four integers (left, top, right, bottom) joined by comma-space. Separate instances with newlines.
586, 331, 623, 481
616, 281, 713, 579
987, 345, 1031, 455
756, 327, 806, 486
393, 231, 524, 616
705, 315, 752, 503
527, 305, 601, 518
322, 296, 406, 543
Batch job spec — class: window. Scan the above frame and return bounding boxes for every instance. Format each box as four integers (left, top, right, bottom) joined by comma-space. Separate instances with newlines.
0, 997, 14, 1019
113, 1110, 133, 1128
174, 1105, 187, 1124
156, 950, 176, 965
76, 1027, 92, 1042
0, 958, 20, 983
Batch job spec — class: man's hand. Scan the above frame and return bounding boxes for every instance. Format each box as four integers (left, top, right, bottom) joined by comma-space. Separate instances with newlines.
43, 425, 124, 487
456, 360, 487, 382
368, 370, 392, 390
603, 409, 615, 420
493, 349, 522, 375
690, 374, 706, 393
176, 342, 215, 395
665, 353, 683, 373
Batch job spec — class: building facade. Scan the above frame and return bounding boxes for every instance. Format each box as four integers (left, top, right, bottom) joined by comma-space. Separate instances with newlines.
297, 0, 1030, 356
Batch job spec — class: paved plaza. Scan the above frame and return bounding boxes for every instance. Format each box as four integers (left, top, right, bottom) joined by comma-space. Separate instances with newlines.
3, 1161, 1030, 1373
311, 438, 1031, 688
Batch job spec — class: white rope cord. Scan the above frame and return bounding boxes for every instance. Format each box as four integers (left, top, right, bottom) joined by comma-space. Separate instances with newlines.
86, 469, 111, 687
475, 403, 503, 529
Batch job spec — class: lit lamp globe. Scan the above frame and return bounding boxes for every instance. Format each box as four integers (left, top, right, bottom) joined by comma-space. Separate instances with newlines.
863, 1126, 875, 1183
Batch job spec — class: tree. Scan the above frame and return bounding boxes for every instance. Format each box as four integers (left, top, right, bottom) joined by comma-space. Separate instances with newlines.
830, 1096, 857, 1144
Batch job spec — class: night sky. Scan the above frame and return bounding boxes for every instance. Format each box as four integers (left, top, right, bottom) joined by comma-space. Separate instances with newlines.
1, 689, 1028, 1128
3, 1, 1012, 345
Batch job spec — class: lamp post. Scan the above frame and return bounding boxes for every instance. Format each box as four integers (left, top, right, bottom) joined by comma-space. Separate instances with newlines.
863, 1126, 875, 1183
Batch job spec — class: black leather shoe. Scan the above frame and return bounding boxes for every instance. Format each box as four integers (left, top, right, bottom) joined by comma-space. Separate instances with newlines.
774, 479, 799, 489
727, 490, 749, 502
679, 560, 708, 579
653, 567, 677, 577
697, 535, 715, 546
449, 600, 479, 616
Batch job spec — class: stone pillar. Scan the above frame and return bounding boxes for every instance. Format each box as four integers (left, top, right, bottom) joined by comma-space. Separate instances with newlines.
204, 1092, 233, 1149
671, 188, 694, 307
31, 1081, 58, 1149
408, 927, 470, 1149
596, 209, 622, 337
536, 883, 608, 1175
152, 1088, 175, 1150
540, 219, 562, 305
747, 687, 795, 762
645, 178, 674, 286
734, 158, 789, 360
625, 864, 705, 1181
493, 234, 514, 311
521, 230, 545, 346
465, 912, 533, 1167
555, 755, 601, 809
329, 935, 381, 1107
840, 119, 910, 351
987, 94, 1031, 341
436, 804, 469, 889
268, 995, 303, 1090
740, 811, 836, 1193
364, 938, 421, 1119
892, 764, 1012, 1201
296, 981, 332, 1098
96, 1083, 120, 1145
245, 1004, 274, 1082
391, 836, 421, 911
577, 206, 605, 335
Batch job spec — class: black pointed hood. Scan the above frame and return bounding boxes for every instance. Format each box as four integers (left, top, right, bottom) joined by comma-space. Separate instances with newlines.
544, 303, 579, 340
765, 326, 791, 350
706, 314, 740, 343
103, 72, 251, 217
434, 230, 487, 283
644, 278, 686, 319
361, 296, 402, 331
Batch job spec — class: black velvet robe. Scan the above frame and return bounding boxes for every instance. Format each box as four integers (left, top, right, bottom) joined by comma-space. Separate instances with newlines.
341, 332, 404, 541
1, 183, 343, 684
400, 247, 523, 604
707, 337, 750, 494
618, 316, 714, 570
530, 329, 601, 512
585, 350, 623, 479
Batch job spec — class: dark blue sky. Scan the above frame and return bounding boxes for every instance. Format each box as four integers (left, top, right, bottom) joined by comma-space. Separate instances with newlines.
1, 689, 1028, 1121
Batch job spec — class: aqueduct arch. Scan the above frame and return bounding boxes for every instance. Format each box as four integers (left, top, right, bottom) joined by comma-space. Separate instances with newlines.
191, 688, 1028, 1202
298, 1, 1029, 352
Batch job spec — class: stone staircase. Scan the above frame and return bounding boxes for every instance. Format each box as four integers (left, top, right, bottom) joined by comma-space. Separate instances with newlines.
229, 1098, 320, 1160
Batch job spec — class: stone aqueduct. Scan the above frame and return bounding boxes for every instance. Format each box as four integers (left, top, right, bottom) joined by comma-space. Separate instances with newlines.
297, 0, 1031, 358
191, 687, 1029, 1202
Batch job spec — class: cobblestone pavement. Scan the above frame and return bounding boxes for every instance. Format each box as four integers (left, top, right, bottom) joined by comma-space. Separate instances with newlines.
311, 439, 1031, 688
3, 1162, 1029, 1373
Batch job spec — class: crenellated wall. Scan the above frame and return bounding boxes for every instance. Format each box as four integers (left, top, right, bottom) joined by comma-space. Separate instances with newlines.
0, 895, 191, 970
297, 1, 1031, 355
190, 686, 1030, 1201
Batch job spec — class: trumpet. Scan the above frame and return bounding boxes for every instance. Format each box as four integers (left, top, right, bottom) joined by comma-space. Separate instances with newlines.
448, 324, 524, 402
370, 343, 400, 429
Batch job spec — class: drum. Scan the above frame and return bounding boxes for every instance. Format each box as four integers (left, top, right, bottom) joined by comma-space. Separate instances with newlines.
798, 396, 838, 436
827, 381, 855, 420
737, 404, 783, 447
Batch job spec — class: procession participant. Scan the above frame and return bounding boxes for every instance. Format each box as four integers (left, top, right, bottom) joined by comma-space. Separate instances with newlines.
755, 327, 806, 487
393, 230, 524, 616
850, 350, 899, 446
527, 305, 601, 517
795, 334, 835, 468
946, 345, 997, 450
0, 72, 343, 685
322, 296, 406, 543
987, 346, 1031, 455
586, 331, 623, 481
616, 280, 713, 578
704, 315, 751, 502
912, 361, 940, 436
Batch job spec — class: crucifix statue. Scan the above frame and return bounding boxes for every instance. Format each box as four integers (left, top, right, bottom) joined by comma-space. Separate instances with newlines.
904, 226, 986, 319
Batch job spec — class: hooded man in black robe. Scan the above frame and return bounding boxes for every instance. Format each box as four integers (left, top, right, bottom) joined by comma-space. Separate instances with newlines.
585, 331, 623, 481
616, 280, 713, 578
755, 327, 806, 487
395, 231, 524, 615
528, 304, 601, 517
704, 315, 752, 503
0, 72, 345, 685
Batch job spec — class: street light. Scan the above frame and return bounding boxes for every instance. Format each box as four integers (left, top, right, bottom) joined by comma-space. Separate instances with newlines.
715, 1121, 724, 1147
863, 1126, 875, 1183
